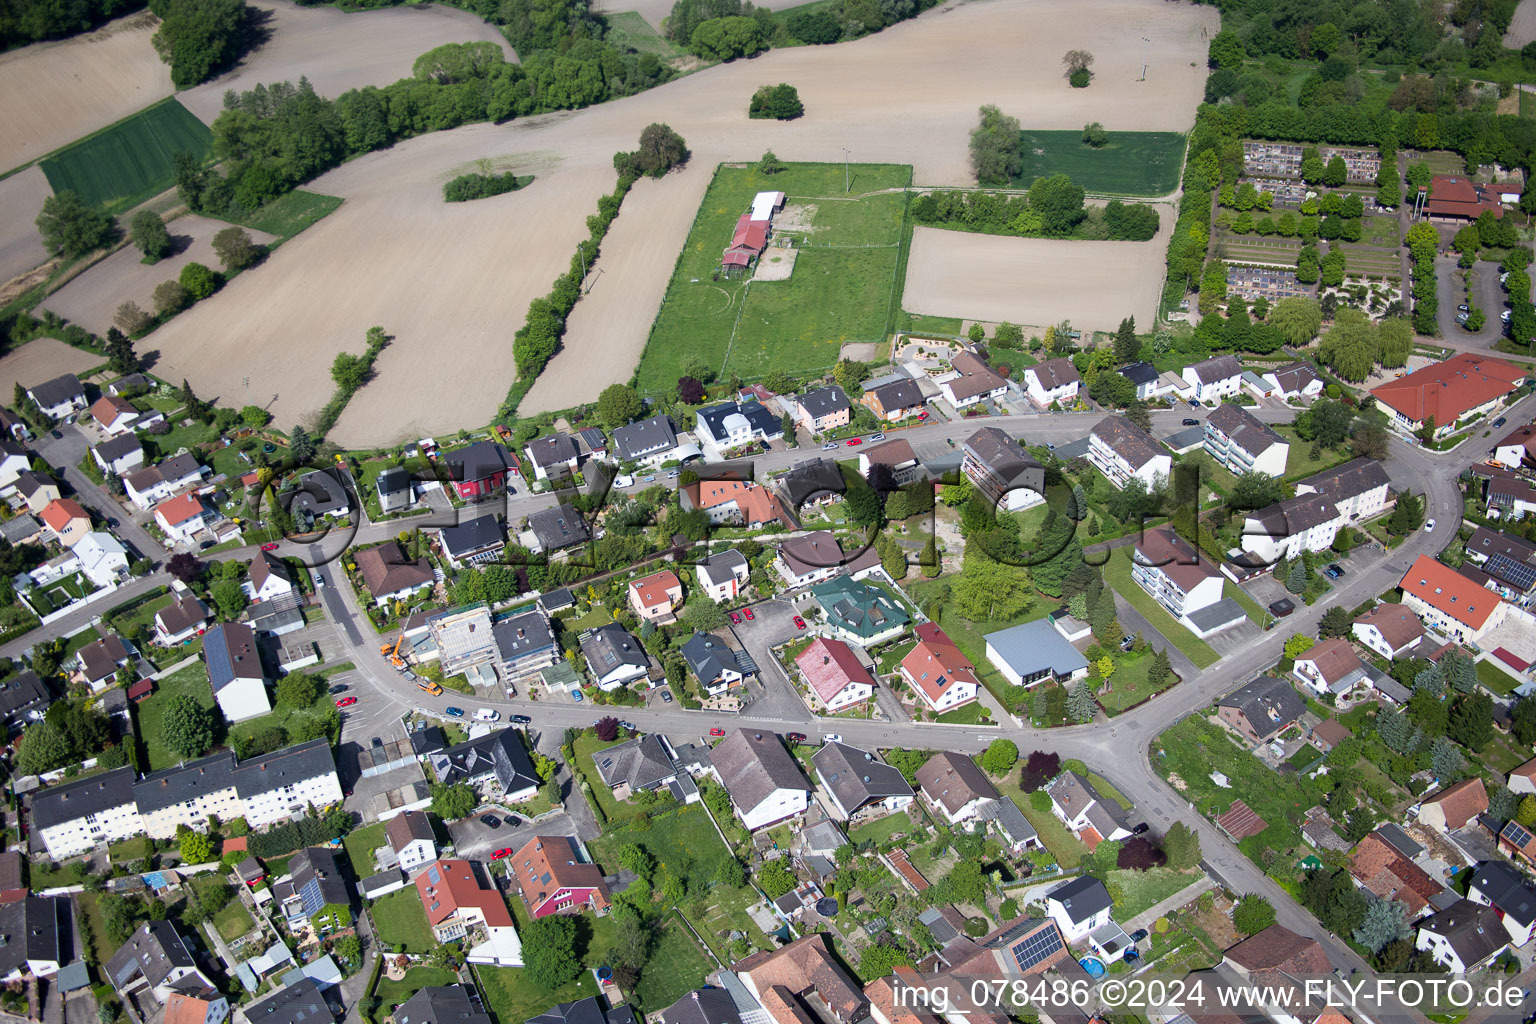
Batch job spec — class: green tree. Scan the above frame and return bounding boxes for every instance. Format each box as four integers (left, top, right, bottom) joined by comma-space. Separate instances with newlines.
757, 150, 785, 175
1429, 735, 1465, 781
35, 191, 113, 257
1029, 173, 1086, 235
522, 915, 581, 988
1208, 29, 1243, 68
154, 279, 191, 317
289, 425, 316, 463
1449, 693, 1493, 750
213, 226, 261, 271
1353, 898, 1410, 953
179, 829, 215, 864
1161, 821, 1201, 869
1284, 634, 1315, 659
979, 739, 1018, 775
1286, 559, 1308, 595
951, 549, 1032, 621
1270, 296, 1322, 345
859, 943, 912, 981
162, 695, 217, 758
1081, 121, 1109, 148
596, 383, 643, 427
1518, 796, 1536, 827
1067, 681, 1096, 723
429, 782, 478, 819
130, 210, 172, 260
115, 301, 154, 336
276, 672, 322, 708
1319, 606, 1352, 639
970, 104, 1022, 186
1233, 893, 1276, 935
15, 722, 74, 775
757, 859, 796, 899
688, 16, 766, 61
1113, 316, 1139, 362
749, 83, 803, 120
105, 327, 139, 376
151, 0, 251, 87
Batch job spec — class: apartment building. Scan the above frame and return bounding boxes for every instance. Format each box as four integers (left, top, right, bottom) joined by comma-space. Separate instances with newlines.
1203, 404, 1289, 478
1088, 416, 1170, 491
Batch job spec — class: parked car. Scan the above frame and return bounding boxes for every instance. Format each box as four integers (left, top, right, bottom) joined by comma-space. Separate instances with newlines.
329, 684, 348, 695
1129, 929, 1149, 943
335, 696, 357, 708
475, 708, 500, 722
1326, 562, 1345, 579
510, 714, 532, 724
1045, 441, 1056, 451
1425, 518, 1436, 532
917, 410, 929, 420
709, 727, 726, 737
50, 430, 61, 439
371, 737, 384, 747
824, 733, 842, 743
1119, 635, 1134, 651
418, 681, 444, 696
729, 611, 742, 624
845, 438, 862, 446
945, 437, 955, 447
823, 442, 839, 451
479, 814, 501, 828
572, 690, 584, 702
619, 721, 636, 732
1323, 566, 1341, 580
1459, 304, 1471, 313
1495, 417, 1508, 428
743, 607, 754, 620
1131, 822, 1149, 835
643, 474, 656, 482
666, 471, 679, 479
787, 732, 807, 744
1187, 399, 1200, 409
870, 432, 885, 441
660, 690, 672, 703
1182, 418, 1199, 426
490, 848, 513, 860
261, 542, 279, 552
445, 706, 465, 717
793, 616, 806, 630
315, 572, 326, 588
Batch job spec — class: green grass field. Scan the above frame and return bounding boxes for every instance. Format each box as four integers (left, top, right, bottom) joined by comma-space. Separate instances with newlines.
368, 886, 435, 952
40, 98, 211, 212
228, 190, 344, 241
604, 11, 680, 56
634, 162, 911, 394
1012, 130, 1186, 196
134, 663, 217, 770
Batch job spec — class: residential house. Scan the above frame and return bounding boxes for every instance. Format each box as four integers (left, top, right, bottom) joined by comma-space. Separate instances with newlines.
1502, 820, 1536, 866
579, 623, 649, 691
1240, 494, 1341, 564
1182, 354, 1245, 402
1262, 362, 1324, 401
162, 991, 228, 1024
93, 434, 145, 476
681, 632, 747, 696
0, 408, 26, 443
695, 401, 783, 455
526, 999, 635, 1024
105, 921, 215, 1008
859, 439, 925, 487
1352, 604, 1425, 659
276, 846, 350, 929
125, 454, 205, 511
0, 852, 25, 905
861, 379, 926, 422
809, 579, 909, 644
709, 729, 811, 831
155, 596, 210, 646
812, 741, 913, 821
415, 859, 524, 965
427, 729, 539, 804
682, 477, 787, 528
734, 934, 868, 1024
1045, 771, 1132, 848
590, 734, 679, 799
1204, 404, 1289, 477
376, 467, 414, 513
73, 634, 134, 692
1292, 637, 1368, 698
90, 395, 143, 436
899, 622, 980, 713
1466, 526, 1536, 567
13, 470, 59, 514
32, 766, 140, 859
1419, 777, 1488, 833
1415, 899, 1508, 973
247, 552, 298, 605
1467, 861, 1536, 947
444, 442, 515, 500
527, 504, 590, 554
227, 740, 342, 831
774, 532, 846, 588
355, 542, 434, 607
0, 442, 28, 493
492, 610, 559, 683
611, 415, 682, 466
507, 835, 610, 917
1493, 425, 1536, 471
75, 531, 128, 587
204, 622, 271, 722
395, 987, 491, 1024
154, 494, 211, 545
1511, 759, 1536, 797
240, 978, 331, 1024
915, 752, 998, 825
1120, 362, 1164, 401
1131, 525, 1228, 630
1043, 875, 1112, 943
774, 458, 846, 513
1295, 457, 1392, 523
1215, 676, 1306, 744
0, 514, 40, 548
40, 497, 90, 548
0, 670, 49, 732
658, 989, 742, 1024
134, 752, 241, 839
437, 516, 505, 568
983, 619, 1089, 688
961, 427, 1044, 511
1088, 416, 1170, 491
1350, 830, 1445, 916
524, 434, 580, 481
1022, 358, 1082, 408
1371, 353, 1524, 439
796, 638, 875, 713
1399, 555, 1509, 645
1224, 924, 1331, 984
938, 351, 1008, 409
628, 570, 683, 624
695, 549, 749, 603
574, 427, 607, 460
385, 811, 437, 875
789, 387, 852, 434
27, 375, 85, 420
923, 915, 1074, 979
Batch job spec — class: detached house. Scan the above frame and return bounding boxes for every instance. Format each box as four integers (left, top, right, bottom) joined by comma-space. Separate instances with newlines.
13, 470, 59, 515
861, 379, 926, 422
93, 434, 145, 476
355, 542, 434, 607
1416, 899, 1507, 973
385, 811, 437, 875
1022, 357, 1081, 407
811, 741, 912, 821
1204, 404, 1289, 478
961, 427, 1043, 511
1216, 676, 1306, 744
1292, 637, 1368, 697
735, 935, 867, 1024
611, 415, 682, 466
681, 632, 747, 696
579, 623, 649, 691
900, 622, 980, 713
591, 733, 681, 800
154, 494, 211, 545
444, 442, 515, 500
1088, 416, 1170, 491
915, 752, 998, 825
376, 466, 414, 513
204, 622, 271, 722
1418, 777, 1488, 833
1182, 354, 1244, 402
414, 859, 524, 966
524, 434, 580, 482
105, 921, 216, 1009
1045, 771, 1132, 849
508, 835, 609, 918
1349, 829, 1446, 917
247, 552, 298, 605
90, 395, 144, 436
155, 595, 210, 646
1043, 876, 1112, 943
859, 438, 924, 487
1399, 555, 1508, 645
710, 729, 810, 831
795, 638, 875, 713
40, 497, 90, 548
1493, 424, 1536, 471
125, 454, 205, 511
1467, 861, 1536, 947
809, 579, 909, 644
427, 729, 539, 804
1353, 604, 1424, 659
73, 634, 134, 692
682, 477, 787, 528
938, 351, 1008, 409
627, 570, 683, 625
436, 515, 505, 569
527, 504, 590, 554
774, 531, 846, 588
76, 531, 128, 587
492, 610, 559, 683
1262, 362, 1324, 401
0, 442, 28, 493
788, 386, 851, 434
694, 401, 783, 455
27, 374, 85, 420
695, 549, 749, 603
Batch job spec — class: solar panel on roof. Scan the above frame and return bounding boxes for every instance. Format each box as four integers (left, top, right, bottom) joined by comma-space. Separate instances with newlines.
1486, 553, 1536, 591
1506, 823, 1533, 847
1011, 926, 1063, 972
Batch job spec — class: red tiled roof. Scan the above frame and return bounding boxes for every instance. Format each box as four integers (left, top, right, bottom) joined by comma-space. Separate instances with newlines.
1349, 831, 1442, 914
40, 498, 87, 532
415, 858, 513, 927
797, 638, 874, 703
1400, 554, 1501, 631
1371, 353, 1524, 426
90, 395, 137, 428
687, 478, 786, 526
629, 570, 681, 609
900, 622, 980, 704
1295, 637, 1362, 685
1422, 777, 1488, 830
1135, 524, 1220, 593
885, 849, 929, 891
1425, 176, 1505, 219
508, 835, 610, 914
154, 493, 204, 527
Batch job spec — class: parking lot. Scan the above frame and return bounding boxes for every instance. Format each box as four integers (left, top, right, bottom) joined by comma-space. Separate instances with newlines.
727, 598, 816, 721
447, 807, 586, 859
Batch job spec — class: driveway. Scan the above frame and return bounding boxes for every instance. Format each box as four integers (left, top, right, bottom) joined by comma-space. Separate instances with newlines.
729, 598, 814, 722
448, 808, 581, 860
1436, 256, 1508, 349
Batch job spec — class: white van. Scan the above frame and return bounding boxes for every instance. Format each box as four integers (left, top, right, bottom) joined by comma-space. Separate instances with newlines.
474, 708, 500, 722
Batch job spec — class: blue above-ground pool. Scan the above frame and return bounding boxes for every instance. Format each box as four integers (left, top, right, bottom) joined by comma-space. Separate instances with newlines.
1080, 957, 1107, 978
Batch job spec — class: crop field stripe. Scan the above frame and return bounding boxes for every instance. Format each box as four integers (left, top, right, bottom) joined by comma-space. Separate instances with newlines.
1012, 130, 1187, 196
39, 98, 211, 211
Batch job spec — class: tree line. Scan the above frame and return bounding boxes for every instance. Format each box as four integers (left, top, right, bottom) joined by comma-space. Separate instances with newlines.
664, 0, 939, 62
913, 187, 1159, 242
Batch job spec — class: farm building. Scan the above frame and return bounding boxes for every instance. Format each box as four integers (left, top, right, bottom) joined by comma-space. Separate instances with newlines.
720, 191, 785, 275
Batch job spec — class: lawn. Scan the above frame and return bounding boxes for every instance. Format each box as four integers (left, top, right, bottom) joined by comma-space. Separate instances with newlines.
876, 640, 915, 675
227, 191, 344, 242
368, 886, 435, 953
1011, 130, 1187, 196
1272, 426, 1352, 481
634, 162, 912, 395
1101, 555, 1218, 669
848, 809, 915, 846
1096, 650, 1178, 712
369, 967, 457, 1024
134, 662, 217, 770
39, 98, 211, 212
227, 700, 337, 759
1107, 868, 1201, 919
567, 604, 613, 631
108, 836, 150, 862
904, 576, 1060, 710
1477, 657, 1521, 696
632, 916, 715, 1010
212, 892, 255, 940
901, 312, 964, 337
342, 822, 387, 879
475, 962, 597, 1024
106, 589, 172, 643
937, 702, 992, 724
992, 771, 1087, 869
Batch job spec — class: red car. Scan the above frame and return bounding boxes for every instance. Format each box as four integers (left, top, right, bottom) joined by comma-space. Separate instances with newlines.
710, 727, 726, 737
845, 438, 862, 446
743, 607, 754, 620
335, 696, 357, 708
260, 542, 279, 551
491, 848, 513, 860
917, 411, 929, 420
793, 616, 806, 630
729, 612, 741, 624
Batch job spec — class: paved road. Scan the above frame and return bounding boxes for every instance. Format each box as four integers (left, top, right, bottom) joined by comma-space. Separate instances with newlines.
1436, 256, 1509, 348
31, 423, 166, 565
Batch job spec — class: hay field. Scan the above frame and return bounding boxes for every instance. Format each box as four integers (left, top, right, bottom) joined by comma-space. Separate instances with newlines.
1014, 130, 1187, 196
902, 210, 1175, 332
44, 216, 279, 336
0, 339, 105, 399
177, 0, 517, 124
143, 0, 1214, 443
0, 169, 54, 287
40, 98, 211, 211
0, 11, 171, 174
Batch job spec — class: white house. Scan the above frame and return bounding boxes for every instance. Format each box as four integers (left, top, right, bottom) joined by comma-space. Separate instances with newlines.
1263, 362, 1325, 401
773, 531, 844, 588
246, 552, 298, 604
154, 493, 211, 545
899, 622, 980, 714
579, 623, 649, 691
1088, 416, 1170, 491
93, 435, 145, 477
795, 638, 874, 713
124, 454, 205, 511
710, 729, 810, 831
385, 810, 438, 875
938, 351, 1009, 409
811, 741, 913, 822
1415, 899, 1509, 974
90, 395, 143, 437
1131, 526, 1230, 631
26, 375, 85, 420
1294, 458, 1392, 523
1045, 770, 1133, 846
1240, 494, 1340, 564
31, 767, 141, 859
1467, 861, 1536, 948
204, 622, 271, 722
1023, 357, 1082, 408
0, 443, 29, 495
155, 595, 209, 646
1493, 425, 1536, 472
1352, 604, 1425, 659
75, 531, 129, 587
1044, 876, 1114, 944
1291, 637, 1367, 697
694, 401, 783, 457
1182, 354, 1244, 402
1204, 404, 1289, 478
524, 433, 580, 482
915, 752, 999, 825
695, 549, 749, 603
985, 619, 1089, 688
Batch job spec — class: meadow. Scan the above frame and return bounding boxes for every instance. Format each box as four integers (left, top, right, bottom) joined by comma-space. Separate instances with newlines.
39, 98, 211, 212
1013, 130, 1187, 196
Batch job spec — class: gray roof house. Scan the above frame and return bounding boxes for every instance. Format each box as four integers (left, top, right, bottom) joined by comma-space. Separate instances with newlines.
811, 741, 913, 821
396, 986, 492, 1024
611, 415, 679, 464
526, 999, 637, 1024
591, 735, 679, 797
287, 469, 351, 525
105, 921, 209, 1002
1045, 771, 1130, 846
657, 989, 742, 1024
492, 610, 559, 679
437, 515, 505, 567
915, 752, 998, 824
579, 622, 649, 690
428, 729, 540, 801
528, 504, 589, 553
710, 729, 811, 831
242, 977, 333, 1024
525, 434, 581, 479
0, 670, 52, 729
681, 632, 751, 694
982, 619, 1090, 689
979, 798, 1040, 852
1216, 676, 1307, 744
0, 896, 68, 980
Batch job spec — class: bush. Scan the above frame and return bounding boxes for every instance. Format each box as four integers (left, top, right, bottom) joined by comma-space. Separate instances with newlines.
130, 211, 172, 260
443, 171, 530, 202
35, 191, 113, 258
179, 262, 218, 300
212, 226, 261, 271
749, 83, 803, 120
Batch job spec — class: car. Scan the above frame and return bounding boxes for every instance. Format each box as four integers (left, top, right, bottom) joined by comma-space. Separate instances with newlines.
619, 720, 636, 731
643, 474, 656, 483
315, 572, 326, 588
479, 814, 501, 828
335, 696, 357, 708
445, 706, 465, 717
1119, 635, 1134, 651
660, 690, 673, 703
475, 708, 500, 722
793, 616, 806, 630
1129, 929, 1149, 943
1425, 518, 1436, 532
1327, 562, 1345, 577
572, 690, 584, 702
709, 727, 726, 737
400, 668, 417, 681
1045, 441, 1056, 452
787, 732, 807, 743
917, 410, 929, 420
730, 611, 741, 624
49, 430, 61, 439
822, 442, 839, 451
825, 733, 842, 743
371, 736, 384, 747
418, 681, 444, 696
945, 437, 955, 447
1182, 417, 1199, 426
1268, 597, 1296, 617
1495, 417, 1508, 428
1459, 304, 1471, 313
743, 607, 754, 620
1187, 399, 1199, 409
1323, 566, 1341, 580
1130, 822, 1149, 835
106, 517, 119, 528
667, 471, 679, 479
759, 441, 772, 452
846, 438, 862, 446
510, 714, 532, 724
490, 848, 513, 860
261, 542, 279, 552
329, 684, 348, 695
870, 432, 885, 441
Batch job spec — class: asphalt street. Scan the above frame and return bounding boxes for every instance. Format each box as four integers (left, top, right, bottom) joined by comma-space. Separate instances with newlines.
1436, 255, 1510, 348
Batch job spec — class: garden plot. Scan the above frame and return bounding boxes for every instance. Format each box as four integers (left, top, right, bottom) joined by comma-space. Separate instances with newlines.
44, 217, 278, 336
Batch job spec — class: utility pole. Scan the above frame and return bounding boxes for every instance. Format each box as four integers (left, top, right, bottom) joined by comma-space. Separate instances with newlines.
842, 148, 851, 193
1141, 37, 1150, 81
